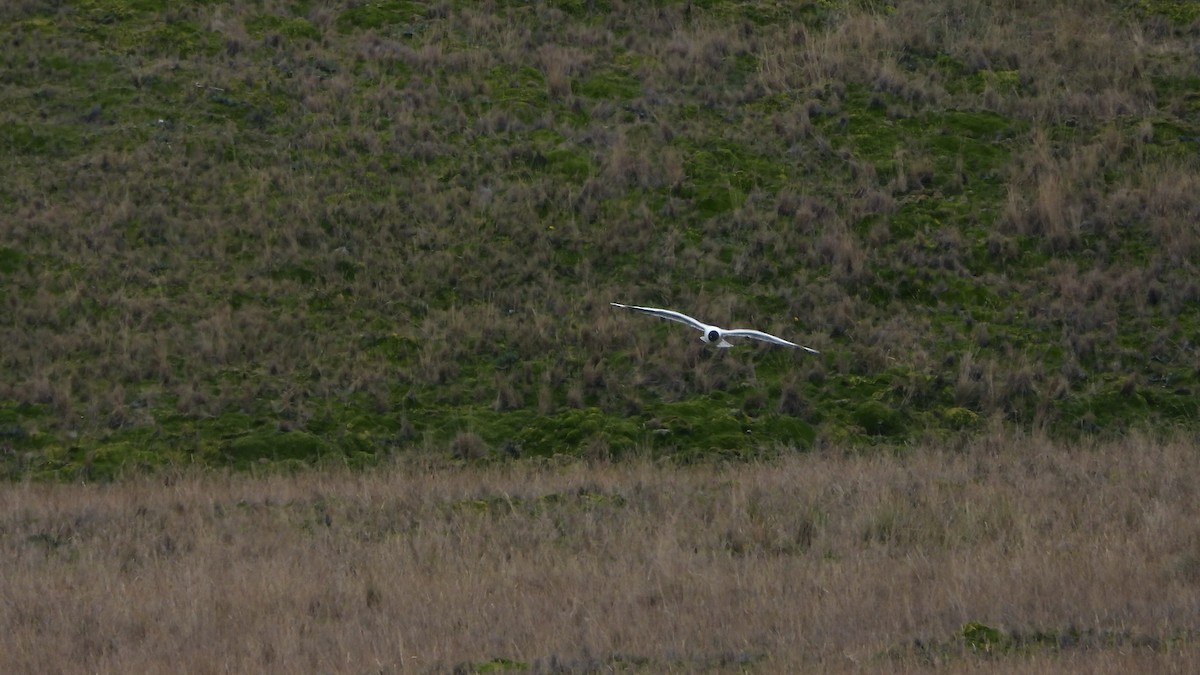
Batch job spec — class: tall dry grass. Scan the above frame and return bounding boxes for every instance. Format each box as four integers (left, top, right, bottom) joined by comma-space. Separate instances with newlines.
2, 433, 1198, 673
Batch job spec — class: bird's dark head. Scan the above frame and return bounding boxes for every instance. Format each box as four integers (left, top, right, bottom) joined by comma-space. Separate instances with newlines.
706, 329, 721, 343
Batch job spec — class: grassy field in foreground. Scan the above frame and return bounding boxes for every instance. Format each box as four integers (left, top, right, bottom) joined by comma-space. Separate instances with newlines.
1, 0, 1199, 476
2, 434, 1199, 673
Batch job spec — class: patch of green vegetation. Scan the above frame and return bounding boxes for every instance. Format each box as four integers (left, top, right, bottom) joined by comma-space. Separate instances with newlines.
75, 0, 167, 23
645, 398, 816, 455
971, 68, 1021, 95
513, 407, 642, 457
268, 263, 319, 285
366, 334, 419, 366
851, 399, 906, 437
648, 399, 747, 450
136, 19, 222, 57
934, 110, 1017, 157
483, 65, 550, 121
0, 403, 51, 473
1151, 74, 1200, 101
221, 430, 334, 468
695, 0, 843, 26
1131, 0, 1200, 24
940, 406, 981, 431
26, 438, 168, 482
675, 138, 788, 217
961, 621, 1005, 653
335, 1, 424, 33
246, 14, 322, 42
573, 68, 641, 100
0, 246, 23, 274
0, 122, 81, 157
1054, 382, 1199, 437
867, 259, 1000, 307
201, 82, 295, 133
69, 2, 221, 57
830, 87, 1020, 230
543, 145, 592, 181
490, 128, 594, 182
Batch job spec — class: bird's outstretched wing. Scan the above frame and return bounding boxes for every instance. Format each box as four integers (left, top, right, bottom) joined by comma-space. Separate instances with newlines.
610, 303, 708, 333
723, 329, 820, 353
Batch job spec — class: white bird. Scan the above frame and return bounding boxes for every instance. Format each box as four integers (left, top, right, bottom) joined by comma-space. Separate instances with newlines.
611, 303, 819, 353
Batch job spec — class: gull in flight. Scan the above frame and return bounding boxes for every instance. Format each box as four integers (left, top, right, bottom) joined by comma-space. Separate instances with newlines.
611, 303, 819, 353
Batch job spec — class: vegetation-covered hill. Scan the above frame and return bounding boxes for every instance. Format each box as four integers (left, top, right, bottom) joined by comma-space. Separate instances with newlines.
2, 0, 1198, 477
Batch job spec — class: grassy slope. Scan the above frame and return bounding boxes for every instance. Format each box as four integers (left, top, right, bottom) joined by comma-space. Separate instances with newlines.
1, 0, 1198, 477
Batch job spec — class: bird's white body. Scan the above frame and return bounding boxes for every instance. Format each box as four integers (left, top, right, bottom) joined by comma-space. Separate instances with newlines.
610, 303, 819, 353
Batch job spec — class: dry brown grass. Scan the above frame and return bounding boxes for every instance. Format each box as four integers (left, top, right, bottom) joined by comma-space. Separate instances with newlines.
3, 434, 1198, 673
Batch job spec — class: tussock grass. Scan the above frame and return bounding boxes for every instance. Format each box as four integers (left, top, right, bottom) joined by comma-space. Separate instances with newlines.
2, 434, 1199, 672
1, 0, 1198, 472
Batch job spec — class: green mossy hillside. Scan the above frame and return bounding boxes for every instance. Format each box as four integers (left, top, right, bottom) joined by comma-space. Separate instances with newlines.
1, 0, 1198, 478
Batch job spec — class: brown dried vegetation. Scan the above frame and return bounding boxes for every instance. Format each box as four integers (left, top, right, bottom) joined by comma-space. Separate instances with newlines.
3, 434, 1199, 673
